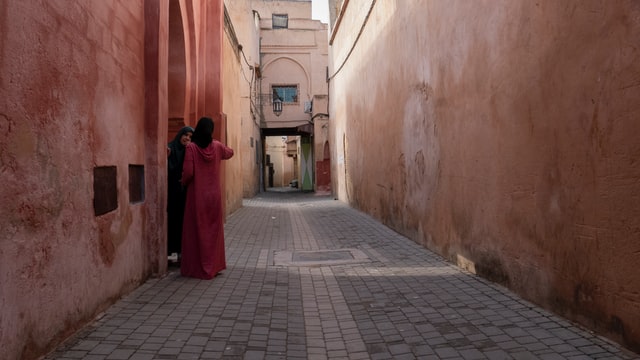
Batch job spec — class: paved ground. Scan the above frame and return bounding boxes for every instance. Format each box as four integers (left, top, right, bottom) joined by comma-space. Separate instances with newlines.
47, 192, 639, 359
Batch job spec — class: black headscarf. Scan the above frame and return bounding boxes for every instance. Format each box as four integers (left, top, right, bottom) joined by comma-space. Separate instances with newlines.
191, 117, 214, 148
168, 126, 194, 175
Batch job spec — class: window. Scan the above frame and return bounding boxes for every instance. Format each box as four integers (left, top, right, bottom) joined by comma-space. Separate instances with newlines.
272, 85, 299, 104
272, 14, 288, 29
128, 164, 145, 203
94, 166, 118, 216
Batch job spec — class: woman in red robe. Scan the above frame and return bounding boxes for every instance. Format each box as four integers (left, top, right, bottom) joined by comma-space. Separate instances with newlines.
180, 117, 234, 279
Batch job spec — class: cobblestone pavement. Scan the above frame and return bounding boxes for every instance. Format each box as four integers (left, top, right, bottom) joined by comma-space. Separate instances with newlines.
47, 192, 640, 360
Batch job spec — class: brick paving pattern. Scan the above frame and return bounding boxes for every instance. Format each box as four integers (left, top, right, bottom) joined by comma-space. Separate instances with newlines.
47, 192, 640, 360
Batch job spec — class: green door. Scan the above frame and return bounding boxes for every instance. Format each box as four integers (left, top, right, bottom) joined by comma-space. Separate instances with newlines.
300, 136, 313, 191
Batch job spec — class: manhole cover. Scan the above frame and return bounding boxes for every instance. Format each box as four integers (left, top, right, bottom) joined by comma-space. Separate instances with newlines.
293, 250, 353, 262
273, 249, 370, 267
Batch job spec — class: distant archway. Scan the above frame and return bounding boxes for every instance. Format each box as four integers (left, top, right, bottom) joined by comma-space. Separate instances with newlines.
262, 56, 312, 97
167, 0, 187, 140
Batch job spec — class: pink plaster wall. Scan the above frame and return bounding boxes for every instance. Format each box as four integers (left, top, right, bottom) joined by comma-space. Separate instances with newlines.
167, 0, 241, 213
0, 1, 167, 359
145, 0, 171, 276
329, 0, 640, 352
1, 1, 241, 358
168, 0, 187, 125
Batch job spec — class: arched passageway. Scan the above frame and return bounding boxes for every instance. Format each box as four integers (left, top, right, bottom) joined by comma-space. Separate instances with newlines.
262, 127, 313, 193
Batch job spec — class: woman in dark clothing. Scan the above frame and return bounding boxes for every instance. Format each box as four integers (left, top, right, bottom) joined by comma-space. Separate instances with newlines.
167, 126, 194, 261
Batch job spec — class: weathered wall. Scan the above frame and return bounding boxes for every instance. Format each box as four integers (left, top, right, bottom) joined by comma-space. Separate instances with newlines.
222, 12, 245, 213
167, 0, 188, 136
329, 0, 640, 351
225, 0, 262, 198
0, 1, 162, 359
0, 1, 244, 358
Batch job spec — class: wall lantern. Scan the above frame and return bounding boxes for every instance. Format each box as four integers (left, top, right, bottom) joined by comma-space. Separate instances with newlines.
273, 98, 283, 116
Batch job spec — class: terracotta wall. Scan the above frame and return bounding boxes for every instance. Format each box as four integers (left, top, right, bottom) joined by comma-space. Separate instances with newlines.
0, 1, 243, 359
164, 0, 243, 209
0, 1, 161, 359
167, 0, 188, 137
329, 0, 640, 351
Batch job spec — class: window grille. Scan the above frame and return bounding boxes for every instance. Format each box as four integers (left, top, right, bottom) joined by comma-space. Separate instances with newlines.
272, 85, 299, 104
272, 14, 288, 29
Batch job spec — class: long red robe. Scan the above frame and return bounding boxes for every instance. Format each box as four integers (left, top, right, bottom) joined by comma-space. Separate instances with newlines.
180, 140, 234, 279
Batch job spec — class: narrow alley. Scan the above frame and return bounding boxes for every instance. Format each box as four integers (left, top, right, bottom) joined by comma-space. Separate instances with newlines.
46, 192, 639, 360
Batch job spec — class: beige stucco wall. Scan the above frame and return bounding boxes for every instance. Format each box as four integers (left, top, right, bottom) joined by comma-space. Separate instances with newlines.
222, 9, 246, 212
255, 0, 328, 129
225, 0, 262, 197
0, 2, 161, 359
329, 0, 640, 351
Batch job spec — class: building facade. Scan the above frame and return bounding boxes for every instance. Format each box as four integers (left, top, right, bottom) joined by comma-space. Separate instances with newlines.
0, 1, 244, 359
328, 0, 640, 352
225, 0, 329, 194
251, 0, 330, 192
